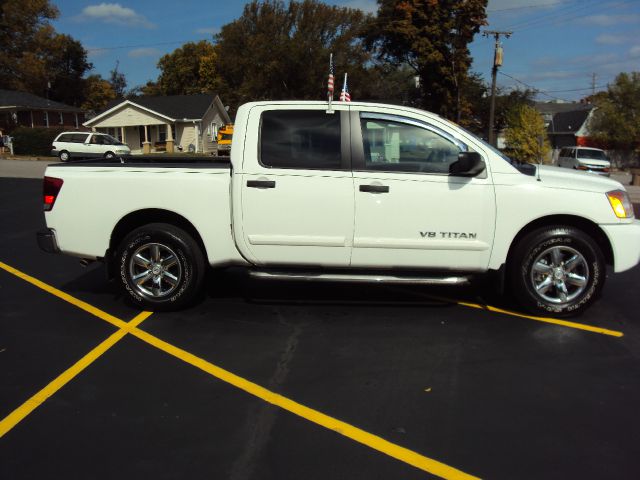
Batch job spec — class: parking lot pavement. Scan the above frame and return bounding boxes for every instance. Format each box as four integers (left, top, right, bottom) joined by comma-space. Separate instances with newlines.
2, 176, 640, 479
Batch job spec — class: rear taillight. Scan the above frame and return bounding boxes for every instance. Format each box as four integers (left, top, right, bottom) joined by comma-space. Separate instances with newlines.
43, 176, 63, 211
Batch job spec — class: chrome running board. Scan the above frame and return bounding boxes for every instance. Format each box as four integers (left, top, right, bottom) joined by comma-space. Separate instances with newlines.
249, 270, 470, 286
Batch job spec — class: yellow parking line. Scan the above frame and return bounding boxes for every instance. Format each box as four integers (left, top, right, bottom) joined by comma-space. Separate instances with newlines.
0, 261, 479, 480
0, 311, 152, 438
458, 301, 624, 337
0, 261, 125, 330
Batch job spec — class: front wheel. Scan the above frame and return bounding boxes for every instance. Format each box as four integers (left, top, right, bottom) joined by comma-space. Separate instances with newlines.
508, 226, 605, 316
116, 223, 206, 310
104, 151, 115, 159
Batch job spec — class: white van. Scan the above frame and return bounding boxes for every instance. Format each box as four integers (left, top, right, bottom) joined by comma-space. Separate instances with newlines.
51, 132, 131, 161
557, 147, 610, 176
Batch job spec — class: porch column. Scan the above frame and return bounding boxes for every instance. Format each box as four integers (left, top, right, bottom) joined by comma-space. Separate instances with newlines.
142, 125, 151, 154
120, 126, 126, 145
166, 123, 174, 153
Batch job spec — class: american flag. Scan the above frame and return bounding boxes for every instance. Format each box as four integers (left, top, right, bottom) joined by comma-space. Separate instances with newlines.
327, 54, 334, 98
339, 73, 351, 102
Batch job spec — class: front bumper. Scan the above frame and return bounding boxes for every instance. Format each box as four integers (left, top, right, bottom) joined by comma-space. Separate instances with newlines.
601, 220, 640, 272
37, 228, 60, 254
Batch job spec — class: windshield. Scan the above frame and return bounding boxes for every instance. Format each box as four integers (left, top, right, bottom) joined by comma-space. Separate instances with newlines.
577, 149, 607, 160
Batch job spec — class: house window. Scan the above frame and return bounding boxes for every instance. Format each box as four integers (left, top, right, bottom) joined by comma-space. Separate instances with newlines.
158, 125, 167, 142
108, 128, 122, 142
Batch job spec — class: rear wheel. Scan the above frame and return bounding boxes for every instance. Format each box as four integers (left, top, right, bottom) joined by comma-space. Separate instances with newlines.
59, 150, 69, 162
508, 226, 605, 316
116, 223, 206, 310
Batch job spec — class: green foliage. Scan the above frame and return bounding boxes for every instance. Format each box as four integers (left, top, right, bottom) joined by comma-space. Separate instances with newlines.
82, 75, 117, 114
504, 104, 550, 164
214, 0, 372, 111
590, 72, 640, 152
369, 0, 488, 119
109, 64, 127, 98
154, 41, 219, 95
0, 0, 91, 105
11, 126, 65, 155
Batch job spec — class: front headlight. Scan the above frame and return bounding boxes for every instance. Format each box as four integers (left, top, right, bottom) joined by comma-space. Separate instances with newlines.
606, 190, 634, 219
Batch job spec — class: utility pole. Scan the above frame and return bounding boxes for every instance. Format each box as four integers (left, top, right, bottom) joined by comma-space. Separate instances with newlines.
591, 73, 597, 96
483, 30, 512, 146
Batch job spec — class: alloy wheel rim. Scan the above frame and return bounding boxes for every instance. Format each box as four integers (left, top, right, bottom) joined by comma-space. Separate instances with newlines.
530, 245, 589, 304
128, 242, 182, 298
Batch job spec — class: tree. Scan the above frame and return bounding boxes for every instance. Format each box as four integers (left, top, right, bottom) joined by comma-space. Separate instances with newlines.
214, 0, 372, 111
82, 75, 116, 114
0, 0, 91, 105
154, 41, 220, 95
589, 72, 640, 160
109, 62, 127, 98
368, 0, 487, 119
504, 104, 550, 164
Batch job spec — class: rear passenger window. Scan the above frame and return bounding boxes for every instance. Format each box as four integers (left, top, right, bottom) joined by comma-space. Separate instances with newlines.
260, 110, 341, 170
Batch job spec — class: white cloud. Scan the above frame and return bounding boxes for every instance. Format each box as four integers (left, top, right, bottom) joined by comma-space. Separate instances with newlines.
579, 14, 640, 27
195, 27, 220, 35
596, 34, 629, 45
340, 0, 378, 13
78, 3, 155, 29
488, 0, 562, 11
128, 47, 161, 58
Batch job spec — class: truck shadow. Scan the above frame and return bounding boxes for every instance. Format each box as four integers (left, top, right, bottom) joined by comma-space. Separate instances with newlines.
203, 268, 517, 312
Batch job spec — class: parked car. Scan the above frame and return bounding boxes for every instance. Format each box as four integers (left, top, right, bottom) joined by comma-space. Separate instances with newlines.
51, 132, 131, 161
37, 101, 640, 316
557, 147, 610, 176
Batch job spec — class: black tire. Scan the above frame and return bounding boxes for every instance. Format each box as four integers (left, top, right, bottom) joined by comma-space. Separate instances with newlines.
116, 223, 206, 311
104, 151, 115, 159
59, 150, 70, 162
508, 226, 605, 317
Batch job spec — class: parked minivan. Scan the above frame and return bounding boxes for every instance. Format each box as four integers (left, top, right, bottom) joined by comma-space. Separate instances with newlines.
51, 132, 131, 161
557, 147, 610, 176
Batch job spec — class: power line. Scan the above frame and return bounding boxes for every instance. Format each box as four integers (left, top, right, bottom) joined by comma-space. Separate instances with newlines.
86, 39, 204, 52
498, 71, 571, 102
488, 1, 574, 14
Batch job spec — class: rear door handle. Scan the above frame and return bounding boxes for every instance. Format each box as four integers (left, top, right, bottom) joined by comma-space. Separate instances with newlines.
247, 180, 276, 189
359, 184, 389, 193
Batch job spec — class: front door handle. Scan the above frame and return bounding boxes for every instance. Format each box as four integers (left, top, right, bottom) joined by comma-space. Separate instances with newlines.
247, 180, 276, 189
359, 184, 389, 193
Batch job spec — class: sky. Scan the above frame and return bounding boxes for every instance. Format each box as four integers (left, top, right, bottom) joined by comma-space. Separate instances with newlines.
51, 0, 640, 103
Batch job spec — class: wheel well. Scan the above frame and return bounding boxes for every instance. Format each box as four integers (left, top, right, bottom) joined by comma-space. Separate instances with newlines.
109, 209, 208, 261
506, 215, 614, 267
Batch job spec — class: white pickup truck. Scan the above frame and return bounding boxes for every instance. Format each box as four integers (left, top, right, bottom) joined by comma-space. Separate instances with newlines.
37, 101, 640, 316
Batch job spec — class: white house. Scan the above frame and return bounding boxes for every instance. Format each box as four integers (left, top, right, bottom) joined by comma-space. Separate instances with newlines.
84, 93, 231, 154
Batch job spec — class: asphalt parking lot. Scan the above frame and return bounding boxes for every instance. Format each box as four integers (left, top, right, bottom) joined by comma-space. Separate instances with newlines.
1, 172, 640, 479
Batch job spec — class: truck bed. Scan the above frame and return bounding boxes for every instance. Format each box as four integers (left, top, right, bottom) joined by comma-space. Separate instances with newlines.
52, 155, 231, 168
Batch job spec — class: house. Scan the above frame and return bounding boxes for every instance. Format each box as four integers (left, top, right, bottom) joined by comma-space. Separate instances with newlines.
0, 89, 85, 132
84, 94, 231, 154
534, 100, 591, 130
547, 108, 596, 150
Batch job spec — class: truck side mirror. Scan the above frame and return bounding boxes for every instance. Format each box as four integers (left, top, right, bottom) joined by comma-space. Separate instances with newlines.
449, 151, 485, 177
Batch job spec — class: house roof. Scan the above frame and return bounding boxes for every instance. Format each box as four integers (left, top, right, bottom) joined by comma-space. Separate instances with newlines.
534, 101, 592, 116
104, 94, 219, 120
548, 109, 592, 134
0, 89, 83, 112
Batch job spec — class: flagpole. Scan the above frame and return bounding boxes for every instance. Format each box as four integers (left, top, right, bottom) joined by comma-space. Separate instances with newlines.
327, 53, 333, 113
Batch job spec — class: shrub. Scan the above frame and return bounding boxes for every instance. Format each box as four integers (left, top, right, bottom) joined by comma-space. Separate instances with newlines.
12, 127, 66, 156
